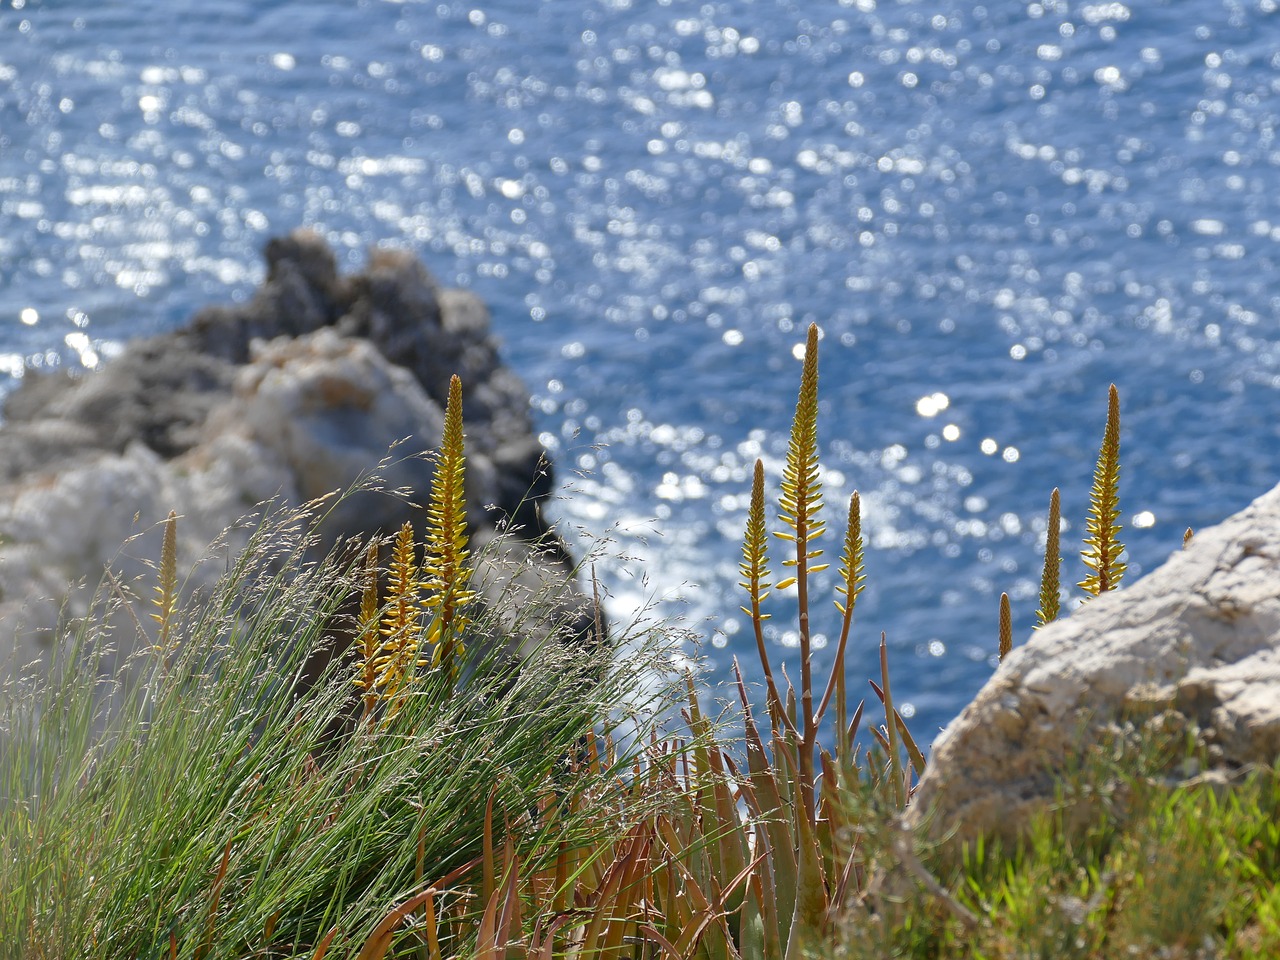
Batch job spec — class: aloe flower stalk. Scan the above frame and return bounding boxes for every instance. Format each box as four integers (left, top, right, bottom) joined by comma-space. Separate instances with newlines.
422, 374, 477, 685
1080, 384, 1125, 597
1036, 487, 1061, 627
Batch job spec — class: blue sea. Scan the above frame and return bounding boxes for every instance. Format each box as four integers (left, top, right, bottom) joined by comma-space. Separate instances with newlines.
4, 0, 1280, 739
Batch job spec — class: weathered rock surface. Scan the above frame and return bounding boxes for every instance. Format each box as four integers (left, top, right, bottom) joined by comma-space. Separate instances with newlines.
0, 231, 588, 684
906, 483, 1280, 849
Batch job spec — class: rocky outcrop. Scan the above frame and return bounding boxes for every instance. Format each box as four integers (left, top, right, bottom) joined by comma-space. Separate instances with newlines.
906, 484, 1280, 850
0, 231, 589, 683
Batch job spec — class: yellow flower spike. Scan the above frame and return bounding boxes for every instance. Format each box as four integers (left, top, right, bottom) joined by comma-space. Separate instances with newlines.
151, 510, 179, 670
817, 490, 865, 756
375, 520, 422, 711
1036, 487, 1062, 627
741, 459, 796, 734
834, 491, 865, 618
421, 374, 477, 685
352, 539, 382, 721
775, 323, 826, 590
739, 459, 772, 617
1079, 384, 1126, 597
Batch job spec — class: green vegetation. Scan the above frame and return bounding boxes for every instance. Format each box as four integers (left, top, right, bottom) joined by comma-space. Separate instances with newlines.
1, 327, 1274, 958
837, 750, 1280, 959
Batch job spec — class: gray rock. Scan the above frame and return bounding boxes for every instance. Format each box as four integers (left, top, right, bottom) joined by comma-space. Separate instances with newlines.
1, 231, 548, 524
906, 483, 1280, 850
0, 231, 592, 696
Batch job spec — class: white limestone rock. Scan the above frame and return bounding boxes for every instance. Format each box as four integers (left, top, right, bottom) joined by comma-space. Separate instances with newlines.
906, 483, 1280, 849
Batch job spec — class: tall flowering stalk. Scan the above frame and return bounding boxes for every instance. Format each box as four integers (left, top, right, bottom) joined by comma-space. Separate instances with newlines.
151, 510, 180, 674
1080, 384, 1125, 597
774, 324, 828, 822
823, 491, 865, 759
374, 521, 425, 715
1036, 487, 1062, 627
734, 323, 924, 960
352, 540, 383, 723
421, 375, 477, 685
741, 459, 793, 736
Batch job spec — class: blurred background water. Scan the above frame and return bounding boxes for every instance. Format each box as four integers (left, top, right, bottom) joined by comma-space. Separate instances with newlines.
4, 0, 1280, 739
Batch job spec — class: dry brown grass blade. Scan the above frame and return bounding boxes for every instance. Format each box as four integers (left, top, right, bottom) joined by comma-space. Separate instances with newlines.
578, 821, 651, 958
502, 838, 525, 960
652, 839, 688, 950
482, 787, 498, 909
194, 837, 233, 960
421, 891, 444, 960
354, 858, 480, 960
552, 840, 571, 915
475, 850, 524, 960
311, 926, 339, 960
638, 922, 687, 960
655, 816, 758, 960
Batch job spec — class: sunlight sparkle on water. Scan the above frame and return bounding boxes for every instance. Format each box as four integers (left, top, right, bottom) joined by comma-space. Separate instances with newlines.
915, 392, 950, 417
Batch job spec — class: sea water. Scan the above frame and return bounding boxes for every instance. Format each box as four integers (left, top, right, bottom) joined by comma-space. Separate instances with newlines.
3, 0, 1280, 738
